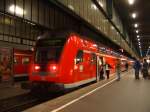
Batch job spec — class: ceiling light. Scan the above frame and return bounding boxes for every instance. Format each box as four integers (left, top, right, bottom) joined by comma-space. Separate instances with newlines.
137, 35, 140, 38
136, 30, 139, 33
91, 4, 97, 10
128, 0, 135, 5
68, 5, 74, 10
111, 26, 114, 30
138, 38, 140, 41
132, 13, 137, 19
98, 1, 103, 7
9, 4, 26, 16
134, 23, 138, 28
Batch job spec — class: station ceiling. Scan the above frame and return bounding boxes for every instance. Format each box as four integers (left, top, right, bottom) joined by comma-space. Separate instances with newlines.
114, 0, 150, 57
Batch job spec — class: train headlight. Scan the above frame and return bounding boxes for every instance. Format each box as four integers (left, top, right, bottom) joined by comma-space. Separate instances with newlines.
49, 64, 58, 73
34, 65, 40, 71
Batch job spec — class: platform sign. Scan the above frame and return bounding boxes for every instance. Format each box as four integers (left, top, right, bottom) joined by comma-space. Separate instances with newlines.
0, 47, 13, 84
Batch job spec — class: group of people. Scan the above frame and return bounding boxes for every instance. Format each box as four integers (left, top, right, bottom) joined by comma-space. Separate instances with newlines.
133, 59, 149, 79
99, 58, 149, 81
99, 59, 121, 81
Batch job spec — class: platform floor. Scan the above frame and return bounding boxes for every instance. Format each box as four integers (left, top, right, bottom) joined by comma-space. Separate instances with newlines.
24, 70, 150, 112
0, 82, 29, 100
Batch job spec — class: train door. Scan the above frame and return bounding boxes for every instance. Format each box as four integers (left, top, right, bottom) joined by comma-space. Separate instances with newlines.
96, 56, 100, 82
82, 51, 91, 79
74, 50, 84, 81
89, 53, 97, 78
22, 56, 31, 76
98, 56, 105, 80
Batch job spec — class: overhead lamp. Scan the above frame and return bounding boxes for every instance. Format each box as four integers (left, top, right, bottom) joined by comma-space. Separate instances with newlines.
91, 4, 97, 10
98, 1, 103, 7
9, 4, 26, 16
128, 0, 135, 5
137, 35, 140, 38
138, 38, 140, 41
132, 13, 137, 19
136, 30, 139, 33
134, 23, 138, 28
111, 26, 114, 30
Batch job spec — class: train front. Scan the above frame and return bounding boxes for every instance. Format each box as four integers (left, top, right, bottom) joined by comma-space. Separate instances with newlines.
29, 37, 66, 89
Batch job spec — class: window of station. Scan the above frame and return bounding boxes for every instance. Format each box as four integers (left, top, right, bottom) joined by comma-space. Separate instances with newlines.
75, 50, 83, 64
24, 0, 31, 20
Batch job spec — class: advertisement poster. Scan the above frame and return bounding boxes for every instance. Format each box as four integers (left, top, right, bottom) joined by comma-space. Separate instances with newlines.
0, 47, 13, 83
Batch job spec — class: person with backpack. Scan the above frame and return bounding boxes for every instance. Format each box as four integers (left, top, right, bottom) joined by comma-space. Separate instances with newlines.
133, 59, 141, 79
105, 63, 111, 79
142, 59, 149, 79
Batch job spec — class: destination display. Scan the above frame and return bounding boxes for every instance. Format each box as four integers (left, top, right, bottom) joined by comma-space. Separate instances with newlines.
36, 38, 66, 47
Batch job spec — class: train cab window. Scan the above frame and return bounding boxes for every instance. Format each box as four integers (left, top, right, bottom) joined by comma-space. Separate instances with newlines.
22, 57, 30, 64
75, 50, 83, 64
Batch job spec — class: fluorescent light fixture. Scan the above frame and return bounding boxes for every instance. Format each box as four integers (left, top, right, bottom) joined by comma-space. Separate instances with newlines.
111, 26, 114, 30
91, 4, 97, 10
68, 5, 74, 10
98, 1, 103, 7
128, 0, 135, 5
137, 35, 140, 38
9, 4, 26, 16
134, 23, 138, 28
136, 30, 139, 33
132, 13, 137, 19
138, 38, 140, 41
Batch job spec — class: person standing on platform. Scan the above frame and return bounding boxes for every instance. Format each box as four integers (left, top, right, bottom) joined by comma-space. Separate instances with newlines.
133, 59, 141, 79
98, 58, 104, 80
105, 63, 111, 79
142, 59, 149, 79
116, 59, 121, 81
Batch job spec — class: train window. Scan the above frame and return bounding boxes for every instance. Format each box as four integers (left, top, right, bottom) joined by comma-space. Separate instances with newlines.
90, 53, 96, 64
35, 47, 63, 63
22, 57, 30, 64
75, 50, 83, 64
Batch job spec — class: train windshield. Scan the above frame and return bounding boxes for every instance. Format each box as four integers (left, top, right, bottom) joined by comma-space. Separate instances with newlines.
35, 47, 63, 63
35, 38, 66, 63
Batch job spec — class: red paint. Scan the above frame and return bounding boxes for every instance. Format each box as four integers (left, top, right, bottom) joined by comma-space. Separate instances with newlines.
14, 49, 33, 77
29, 33, 132, 88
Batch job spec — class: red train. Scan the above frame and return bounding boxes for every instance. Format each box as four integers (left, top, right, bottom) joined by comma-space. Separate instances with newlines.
29, 32, 132, 90
14, 49, 33, 81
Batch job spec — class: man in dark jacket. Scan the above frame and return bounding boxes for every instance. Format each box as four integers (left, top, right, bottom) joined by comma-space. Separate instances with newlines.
142, 59, 149, 79
133, 59, 141, 79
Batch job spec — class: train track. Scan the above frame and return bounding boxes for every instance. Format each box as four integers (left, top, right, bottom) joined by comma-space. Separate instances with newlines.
0, 92, 65, 112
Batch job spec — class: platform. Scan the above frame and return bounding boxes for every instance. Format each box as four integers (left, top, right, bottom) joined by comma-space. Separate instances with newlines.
24, 69, 150, 112
0, 82, 29, 100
